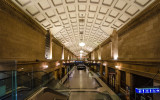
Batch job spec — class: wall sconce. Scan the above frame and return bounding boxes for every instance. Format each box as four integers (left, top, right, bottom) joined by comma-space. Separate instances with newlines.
103, 63, 107, 66
114, 55, 118, 60
43, 65, 48, 69
115, 65, 121, 70
115, 65, 119, 69
56, 62, 60, 66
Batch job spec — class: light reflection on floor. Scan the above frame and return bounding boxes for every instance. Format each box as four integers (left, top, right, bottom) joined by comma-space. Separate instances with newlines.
62, 67, 112, 100
69, 92, 110, 100
63, 68, 99, 89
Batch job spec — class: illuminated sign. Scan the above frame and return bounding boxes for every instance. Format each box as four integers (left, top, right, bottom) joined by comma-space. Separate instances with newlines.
135, 88, 160, 94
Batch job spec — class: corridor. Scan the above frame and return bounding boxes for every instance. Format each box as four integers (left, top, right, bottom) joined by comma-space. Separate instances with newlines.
64, 67, 100, 89
0, 0, 160, 100
57, 67, 118, 100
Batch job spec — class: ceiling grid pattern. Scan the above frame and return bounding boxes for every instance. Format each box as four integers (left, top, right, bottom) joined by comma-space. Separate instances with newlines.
12, 0, 155, 56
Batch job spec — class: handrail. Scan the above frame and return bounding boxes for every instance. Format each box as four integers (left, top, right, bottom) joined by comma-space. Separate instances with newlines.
0, 86, 31, 100
26, 87, 68, 100
43, 88, 68, 97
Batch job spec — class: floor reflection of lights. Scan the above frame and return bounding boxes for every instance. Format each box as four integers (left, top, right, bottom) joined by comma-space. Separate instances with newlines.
79, 71, 83, 88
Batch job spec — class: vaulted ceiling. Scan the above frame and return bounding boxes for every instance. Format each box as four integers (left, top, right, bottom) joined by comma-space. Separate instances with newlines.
11, 0, 155, 56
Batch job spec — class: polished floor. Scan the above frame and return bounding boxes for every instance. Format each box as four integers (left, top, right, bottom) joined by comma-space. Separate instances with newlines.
60, 67, 114, 100
63, 68, 100, 89
69, 92, 111, 100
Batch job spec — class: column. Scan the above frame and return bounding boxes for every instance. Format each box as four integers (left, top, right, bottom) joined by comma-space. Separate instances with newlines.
111, 29, 118, 60
115, 69, 121, 92
54, 70, 58, 80
65, 67, 67, 75
61, 46, 64, 60
126, 72, 133, 100
59, 61, 63, 79
98, 45, 101, 60
104, 63, 108, 82
94, 65, 97, 72
99, 61, 103, 76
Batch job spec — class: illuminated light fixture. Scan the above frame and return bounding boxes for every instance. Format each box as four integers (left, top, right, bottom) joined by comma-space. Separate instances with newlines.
98, 57, 101, 60
79, 42, 85, 47
56, 62, 60, 66
103, 63, 107, 66
115, 65, 119, 69
80, 50, 83, 53
43, 65, 48, 69
114, 55, 118, 60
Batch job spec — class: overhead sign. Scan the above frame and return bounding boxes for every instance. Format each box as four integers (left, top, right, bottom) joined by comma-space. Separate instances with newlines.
135, 88, 160, 94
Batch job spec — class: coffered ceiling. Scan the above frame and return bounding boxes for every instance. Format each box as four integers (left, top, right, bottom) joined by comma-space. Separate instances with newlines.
11, 0, 155, 56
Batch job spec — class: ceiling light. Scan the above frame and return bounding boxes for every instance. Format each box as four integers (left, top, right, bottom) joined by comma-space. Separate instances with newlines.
79, 42, 85, 46
80, 50, 83, 53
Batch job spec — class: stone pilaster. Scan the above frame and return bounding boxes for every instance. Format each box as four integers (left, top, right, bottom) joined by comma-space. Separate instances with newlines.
126, 72, 133, 100
115, 69, 121, 92
99, 61, 103, 76
104, 63, 108, 81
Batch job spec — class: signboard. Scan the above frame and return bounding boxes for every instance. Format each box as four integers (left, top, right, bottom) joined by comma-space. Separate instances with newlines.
135, 88, 160, 94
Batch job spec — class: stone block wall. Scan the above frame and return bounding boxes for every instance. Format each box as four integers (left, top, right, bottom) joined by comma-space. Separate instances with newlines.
64, 49, 69, 60
52, 42, 62, 60
101, 43, 111, 60
0, 4, 46, 61
118, 13, 160, 60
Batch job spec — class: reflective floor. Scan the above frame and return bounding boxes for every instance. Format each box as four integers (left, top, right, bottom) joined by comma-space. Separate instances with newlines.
63, 68, 100, 89
69, 92, 111, 100
62, 67, 112, 100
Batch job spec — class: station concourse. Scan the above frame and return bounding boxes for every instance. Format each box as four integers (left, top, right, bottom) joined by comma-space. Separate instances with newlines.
0, 0, 160, 100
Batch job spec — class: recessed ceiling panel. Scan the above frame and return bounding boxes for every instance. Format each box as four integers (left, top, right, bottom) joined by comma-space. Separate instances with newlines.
16, 0, 31, 6
11, 0, 156, 56
35, 14, 46, 22
26, 5, 39, 16
67, 5, 76, 12
38, 0, 51, 10
45, 9, 55, 17
52, 0, 63, 6
114, 0, 127, 10
126, 5, 139, 15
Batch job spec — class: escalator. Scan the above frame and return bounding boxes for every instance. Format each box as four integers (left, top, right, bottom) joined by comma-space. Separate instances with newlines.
0, 71, 61, 100
26, 87, 68, 100
0, 62, 119, 100
0, 61, 72, 100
